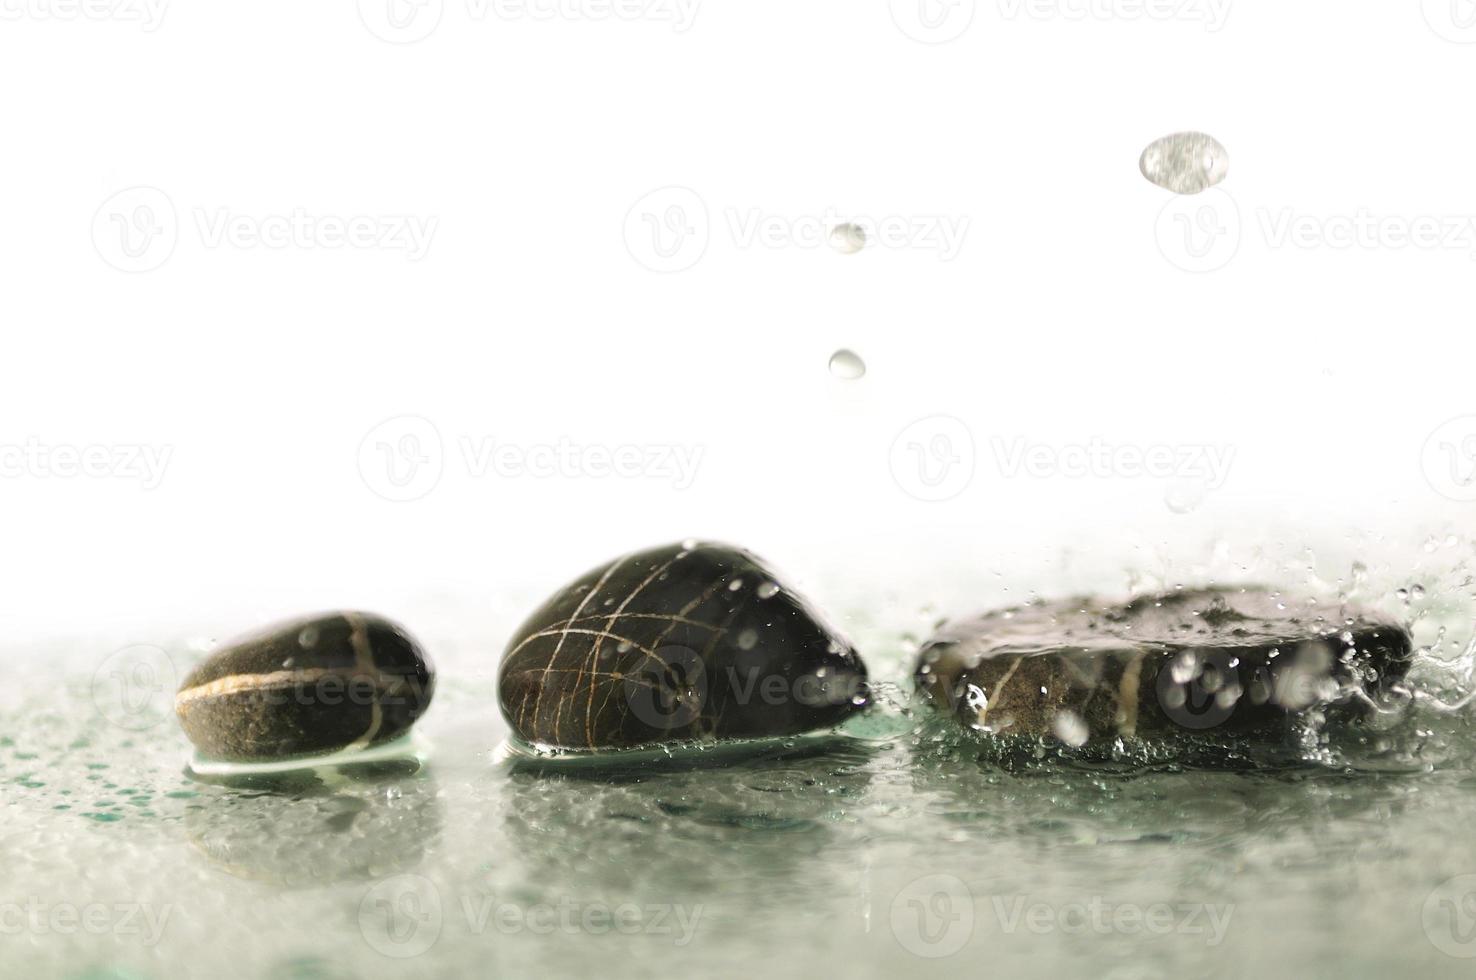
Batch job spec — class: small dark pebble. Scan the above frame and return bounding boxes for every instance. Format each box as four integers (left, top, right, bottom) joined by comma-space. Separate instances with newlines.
175, 612, 435, 762
497, 541, 870, 751
915, 587, 1411, 742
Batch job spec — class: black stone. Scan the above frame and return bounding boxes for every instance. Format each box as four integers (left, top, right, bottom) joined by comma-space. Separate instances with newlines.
175, 612, 435, 761
498, 541, 870, 751
915, 588, 1412, 742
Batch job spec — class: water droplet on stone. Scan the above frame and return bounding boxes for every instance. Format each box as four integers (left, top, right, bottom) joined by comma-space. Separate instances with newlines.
829, 223, 866, 254
1139, 131, 1229, 195
828, 348, 866, 380
1052, 710, 1089, 748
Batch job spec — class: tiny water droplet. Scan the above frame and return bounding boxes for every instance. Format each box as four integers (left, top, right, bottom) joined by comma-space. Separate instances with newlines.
828, 348, 866, 380
829, 223, 867, 254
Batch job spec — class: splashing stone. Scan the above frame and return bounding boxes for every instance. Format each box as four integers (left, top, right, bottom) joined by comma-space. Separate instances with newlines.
914, 588, 1410, 744
175, 613, 435, 763
1139, 131, 1229, 195
828, 349, 866, 380
497, 541, 870, 751
829, 223, 867, 254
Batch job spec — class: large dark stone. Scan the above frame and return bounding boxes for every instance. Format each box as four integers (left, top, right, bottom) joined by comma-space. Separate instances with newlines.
175, 612, 435, 761
498, 541, 870, 751
915, 588, 1412, 742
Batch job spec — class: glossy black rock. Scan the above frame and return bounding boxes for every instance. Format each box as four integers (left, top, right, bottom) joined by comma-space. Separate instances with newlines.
498, 541, 870, 751
915, 588, 1411, 742
175, 612, 435, 762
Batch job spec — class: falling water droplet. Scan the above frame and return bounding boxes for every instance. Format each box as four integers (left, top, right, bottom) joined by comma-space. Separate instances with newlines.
1139, 131, 1230, 195
829, 223, 867, 254
828, 349, 866, 380
1164, 477, 1209, 515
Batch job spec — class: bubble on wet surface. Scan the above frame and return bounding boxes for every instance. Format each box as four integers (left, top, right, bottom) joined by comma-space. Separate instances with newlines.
1139, 131, 1230, 195
828, 223, 866, 254
828, 349, 866, 380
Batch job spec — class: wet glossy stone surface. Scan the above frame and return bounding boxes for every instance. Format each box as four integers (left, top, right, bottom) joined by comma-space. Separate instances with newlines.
175, 612, 435, 761
915, 588, 1412, 741
498, 541, 870, 750
1139, 131, 1230, 194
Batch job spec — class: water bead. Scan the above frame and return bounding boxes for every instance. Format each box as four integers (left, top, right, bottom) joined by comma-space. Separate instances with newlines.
828, 349, 866, 380
828, 223, 867, 254
1139, 131, 1230, 195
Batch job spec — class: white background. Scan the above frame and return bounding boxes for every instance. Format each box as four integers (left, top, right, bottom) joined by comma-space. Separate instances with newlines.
3, 0, 1475, 643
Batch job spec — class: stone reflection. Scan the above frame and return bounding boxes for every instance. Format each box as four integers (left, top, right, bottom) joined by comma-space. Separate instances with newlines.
183, 758, 443, 886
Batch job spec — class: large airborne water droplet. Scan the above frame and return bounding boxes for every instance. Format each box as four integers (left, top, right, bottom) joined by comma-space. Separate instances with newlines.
829, 223, 867, 254
1139, 131, 1229, 195
829, 349, 866, 380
